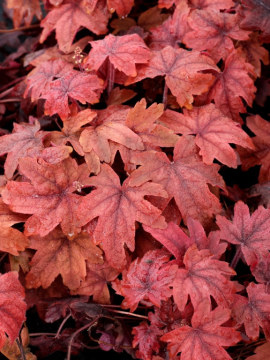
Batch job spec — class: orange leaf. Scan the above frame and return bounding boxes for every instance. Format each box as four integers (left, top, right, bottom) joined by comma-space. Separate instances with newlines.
26, 228, 103, 290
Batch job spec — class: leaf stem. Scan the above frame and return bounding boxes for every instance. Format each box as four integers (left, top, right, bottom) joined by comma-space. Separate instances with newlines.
29, 332, 56, 337
16, 338, 26, 360
0, 24, 40, 33
107, 309, 148, 319
107, 61, 115, 96
162, 82, 168, 109
66, 319, 98, 360
230, 246, 242, 269
55, 313, 72, 338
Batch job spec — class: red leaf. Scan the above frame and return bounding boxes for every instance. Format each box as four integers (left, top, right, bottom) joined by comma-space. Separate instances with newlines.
84, 34, 150, 77
83, 0, 134, 17
159, 0, 234, 9
186, 0, 235, 10
144, 222, 193, 264
0, 199, 29, 255
251, 252, 270, 287
144, 218, 226, 264
25, 228, 103, 290
42, 70, 104, 120
161, 300, 241, 360
79, 106, 144, 174
216, 201, 270, 267
132, 321, 163, 360
40, 0, 109, 52
207, 49, 256, 122
240, 0, 270, 43
107, 0, 134, 17
113, 249, 177, 311
183, 9, 250, 62
160, 104, 254, 167
232, 283, 270, 340
127, 46, 219, 108
2, 157, 91, 237
149, 2, 190, 50
0, 272, 26, 351
6, 0, 42, 28
0, 119, 46, 179
173, 245, 236, 311
76, 164, 167, 269
24, 59, 74, 101
246, 342, 270, 360
129, 136, 225, 225
126, 98, 179, 147
72, 261, 119, 304
48, 105, 97, 156
238, 115, 270, 183
237, 34, 269, 78
253, 183, 270, 209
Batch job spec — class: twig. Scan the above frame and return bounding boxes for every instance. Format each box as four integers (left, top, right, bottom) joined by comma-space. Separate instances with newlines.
230, 246, 242, 269
29, 332, 56, 337
0, 24, 40, 33
107, 309, 148, 320
55, 313, 72, 338
66, 319, 98, 360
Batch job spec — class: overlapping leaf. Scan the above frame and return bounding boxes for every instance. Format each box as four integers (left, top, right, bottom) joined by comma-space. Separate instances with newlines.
149, 2, 190, 50
83, 0, 134, 17
6, 0, 42, 28
130, 136, 225, 225
207, 49, 256, 122
79, 106, 143, 173
232, 283, 270, 340
237, 34, 269, 78
160, 104, 254, 167
159, 0, 234, 9
25, 228, 103, 290
0, 119, 46, 179
42, 70, 104, 120
125, 98, 178, 147
240, 0, 270, 43
113, 249, 177, 311
0, 199, 28, 255
127, 46, 219, 108
48, 105, 96, 156
84, 34, 150, 77
2, 157, 91, 237
173, 245, 236, 311
40, 0, 109, 52
76, 164, 167, 269
216, 201, 270, 267
72, 261, 119, 303
144, 217, 226, 265
183, 9, 250, 62
0, 272, 26, 351
238, 115, 270, 182
186, 0, 235, 9
24, 59, 74, 101
246, 342, 270, 360
161, 300, 241, 360
132, 321, 163, 360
